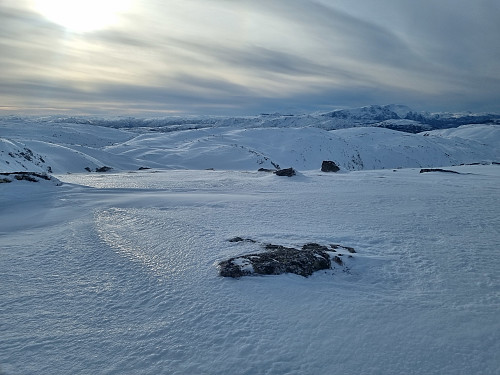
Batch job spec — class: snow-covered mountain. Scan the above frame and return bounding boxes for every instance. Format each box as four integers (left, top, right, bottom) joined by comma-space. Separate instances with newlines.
1, 112, 498, 174
4, 104, 498, 134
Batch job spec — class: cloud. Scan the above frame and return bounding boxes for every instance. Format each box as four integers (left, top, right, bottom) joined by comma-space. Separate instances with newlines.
1, 0, 499, 114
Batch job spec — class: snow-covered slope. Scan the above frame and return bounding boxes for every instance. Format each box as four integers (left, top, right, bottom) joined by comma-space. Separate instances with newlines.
0, 138, 50, 172
105, 125, 499, 171
0, 118, 139, 173
2, 116, 498, 173
424, 123, 500, 148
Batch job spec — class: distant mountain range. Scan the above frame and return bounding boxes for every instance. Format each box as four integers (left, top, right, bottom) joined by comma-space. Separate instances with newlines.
5, 104, 499, 134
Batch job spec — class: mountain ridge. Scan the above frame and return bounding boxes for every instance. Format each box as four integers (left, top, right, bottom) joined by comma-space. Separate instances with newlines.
2, 104, 499, 134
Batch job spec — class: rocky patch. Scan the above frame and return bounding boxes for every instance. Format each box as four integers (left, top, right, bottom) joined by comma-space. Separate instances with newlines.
85, 166, 113, 172
219, 239, 355, 278
420, 168, 460, 174
0, 172, 62, 185
228, 236, 257, 243
321, 160, 340, 172
274, 167, 296, 177
1, 141, 52, 173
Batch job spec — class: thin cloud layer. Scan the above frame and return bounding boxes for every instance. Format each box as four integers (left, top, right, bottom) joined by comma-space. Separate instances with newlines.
1, 0, 499, 115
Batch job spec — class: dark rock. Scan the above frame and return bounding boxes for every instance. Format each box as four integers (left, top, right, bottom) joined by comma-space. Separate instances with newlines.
321, 160, 340, 172
420, 168, 460, 174
460, 162, 489, 166
332, 256, 343, 266
274, 167, 296, 177
345, 246, 356, 253
219, 239, 356, 278
84, 167, 92, 172
219, 246, 330, 278
228, 237, 257, 243
95, 166, 113, 173
302, 243, 330, 252
0, 171, 50, 181
0, 172, 58, 184
15, 174, 37, 182
138, 167, 151, 170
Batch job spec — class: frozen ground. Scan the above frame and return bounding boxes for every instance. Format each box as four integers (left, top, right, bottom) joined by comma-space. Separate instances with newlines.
1, 165, 499, 374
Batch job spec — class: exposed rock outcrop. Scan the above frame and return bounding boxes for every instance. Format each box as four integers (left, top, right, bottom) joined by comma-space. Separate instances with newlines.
274, 167, 296, 177
85, 166, 113, 173
0, 172, 62, 185
95, 166, 113, 173
219, 240, 355, 278
321, 160, 340, 172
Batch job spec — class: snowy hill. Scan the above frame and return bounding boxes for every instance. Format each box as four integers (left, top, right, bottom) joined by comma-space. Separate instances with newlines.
1, 113, 499, 173
4, 104, 498, 134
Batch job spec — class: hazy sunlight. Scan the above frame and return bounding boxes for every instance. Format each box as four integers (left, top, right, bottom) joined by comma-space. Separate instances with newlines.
32, 0, 132, 32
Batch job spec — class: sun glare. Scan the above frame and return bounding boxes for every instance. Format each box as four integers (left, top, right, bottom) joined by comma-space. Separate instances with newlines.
32, 0, 132, 33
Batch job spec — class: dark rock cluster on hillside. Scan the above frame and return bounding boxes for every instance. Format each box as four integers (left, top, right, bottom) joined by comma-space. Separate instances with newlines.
0, 172, 62, 185
85, 166, 113, 172
2, 146, 52, 173
219, 238, 355, 278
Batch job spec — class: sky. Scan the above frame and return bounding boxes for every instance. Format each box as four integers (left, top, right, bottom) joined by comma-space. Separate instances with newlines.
1, 0, 500, 116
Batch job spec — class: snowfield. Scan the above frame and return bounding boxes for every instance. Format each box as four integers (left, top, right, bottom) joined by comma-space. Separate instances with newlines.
1, 115, 499, 173
1, 114, 499, 374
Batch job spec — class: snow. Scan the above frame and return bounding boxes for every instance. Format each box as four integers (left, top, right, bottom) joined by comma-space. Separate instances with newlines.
231, 257, 255, 274
1, 118, 499, 173
1, 113, 499, 374
424, 123, 500, 148
1, 164, 499, 374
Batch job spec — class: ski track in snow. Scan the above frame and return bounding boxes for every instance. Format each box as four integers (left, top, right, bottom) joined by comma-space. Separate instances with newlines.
1, 166, 499, 374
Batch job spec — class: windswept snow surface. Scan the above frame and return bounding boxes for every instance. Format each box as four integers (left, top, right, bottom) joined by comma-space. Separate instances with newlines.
1, 166, 499, 374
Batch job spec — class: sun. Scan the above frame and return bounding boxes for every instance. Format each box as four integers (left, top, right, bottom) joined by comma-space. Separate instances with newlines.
32, 0, 132, 33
